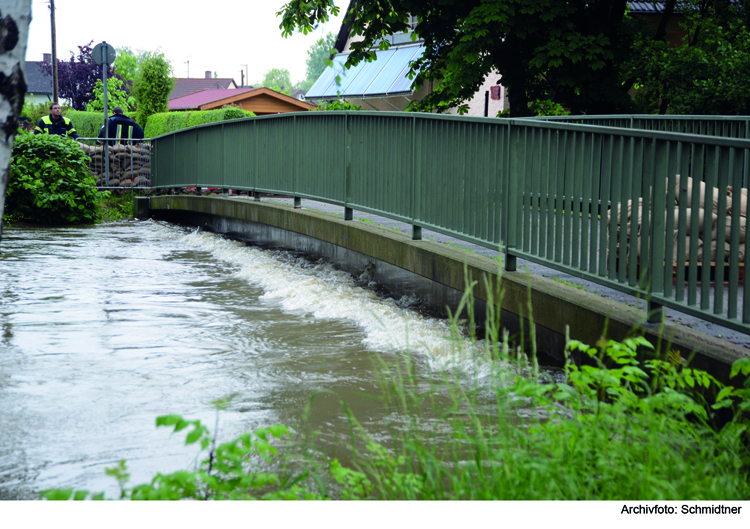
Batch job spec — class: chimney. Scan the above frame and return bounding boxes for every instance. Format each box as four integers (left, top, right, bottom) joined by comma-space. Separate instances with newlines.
205, 71, 211, 79
43, 53, 51, 63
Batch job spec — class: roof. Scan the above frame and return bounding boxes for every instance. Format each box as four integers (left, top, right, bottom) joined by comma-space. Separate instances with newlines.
24, 61, 53, 95
168, 88, 256, 110
628, 2, 672, 13
306, 45, 424, 100
169, 78, 238, 100
168, 87, 316, 113
333, 0, 357, 57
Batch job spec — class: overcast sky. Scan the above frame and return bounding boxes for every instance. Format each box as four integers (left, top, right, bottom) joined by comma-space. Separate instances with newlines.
25, 0, 346, 85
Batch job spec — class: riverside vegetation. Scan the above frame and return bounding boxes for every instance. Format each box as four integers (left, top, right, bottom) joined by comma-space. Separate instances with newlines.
5, 131, 148, 226
40, 271, 750, 500
5, 132, 107, 225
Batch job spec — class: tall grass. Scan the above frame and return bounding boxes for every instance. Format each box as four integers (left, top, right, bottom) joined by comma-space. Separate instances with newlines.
41, 268, 750, 500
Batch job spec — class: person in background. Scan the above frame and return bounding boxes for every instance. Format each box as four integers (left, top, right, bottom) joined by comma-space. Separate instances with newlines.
34, 102, 78, 139
98, 106, 144, 145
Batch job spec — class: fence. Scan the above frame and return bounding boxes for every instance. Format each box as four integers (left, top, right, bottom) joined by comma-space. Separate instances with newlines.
527, 115, 750, 140
79, 138, 153, 188
149, 112, 750, 334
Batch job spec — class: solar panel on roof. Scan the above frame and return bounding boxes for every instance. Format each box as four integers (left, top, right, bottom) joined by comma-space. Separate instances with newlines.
305, 46, 424, 100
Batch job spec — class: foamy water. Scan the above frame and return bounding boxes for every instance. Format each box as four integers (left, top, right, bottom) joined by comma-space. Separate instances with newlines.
158, 222, 495, 374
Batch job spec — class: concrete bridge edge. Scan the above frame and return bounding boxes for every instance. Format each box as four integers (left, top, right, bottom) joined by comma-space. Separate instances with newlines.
137, 195, 748, 383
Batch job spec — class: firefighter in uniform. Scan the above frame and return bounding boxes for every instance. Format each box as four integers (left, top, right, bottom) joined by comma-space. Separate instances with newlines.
34, 102, 79, 139
98, 107, 144, 145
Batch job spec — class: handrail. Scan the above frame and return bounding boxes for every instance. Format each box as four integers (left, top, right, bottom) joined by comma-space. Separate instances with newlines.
150, 111, 750, 334
523, 114, 750, 139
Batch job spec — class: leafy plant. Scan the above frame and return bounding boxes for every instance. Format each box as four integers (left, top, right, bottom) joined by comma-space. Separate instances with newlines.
143, 108, 255, 137
85, 77, 136, 114
132, 52, 174, 126
313, 99, 366, 111
40, 41, 119, 111
6, 131, 106, 225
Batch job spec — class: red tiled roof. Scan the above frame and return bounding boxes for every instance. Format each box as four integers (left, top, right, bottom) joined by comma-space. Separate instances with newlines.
169, 78, 238, 100
168, 88, 256, 110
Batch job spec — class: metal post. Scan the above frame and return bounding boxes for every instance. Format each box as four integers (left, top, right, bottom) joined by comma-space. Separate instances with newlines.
294, 197, 301, 209
648, 299, 663, 324
101, 42, 110, 186
50, 0, 59, 103
412, 225, 422, 240
344, 207, 353, 220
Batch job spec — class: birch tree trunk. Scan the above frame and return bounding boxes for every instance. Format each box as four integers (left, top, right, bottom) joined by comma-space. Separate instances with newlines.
0, 2, 31, 242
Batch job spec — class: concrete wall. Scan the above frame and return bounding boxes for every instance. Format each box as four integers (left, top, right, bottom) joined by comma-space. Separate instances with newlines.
138, 195, 748, 383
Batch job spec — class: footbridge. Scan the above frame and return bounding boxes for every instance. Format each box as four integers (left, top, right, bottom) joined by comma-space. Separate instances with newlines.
138, 112, 750, 379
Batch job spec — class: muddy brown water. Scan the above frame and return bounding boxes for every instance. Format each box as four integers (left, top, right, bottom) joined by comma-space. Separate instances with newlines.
0, 220, 519, 500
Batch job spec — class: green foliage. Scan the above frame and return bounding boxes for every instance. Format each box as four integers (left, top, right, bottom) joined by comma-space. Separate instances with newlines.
628, 18, 750, 115
65, 110, 106, 138
144, 108, 255, 137
313, 99, 366, 111
85, 78, 136, 114
20, 98, 56, 125
132, 52, 174, 125
278, 0, 636, 116
261, 68, 293, 95
304, 32, 337, 88
99, 191, 134, 221
114, 46, 148, 86
498, 98, 569, 118
278, 0, 749, 116
6, 132, 106, 225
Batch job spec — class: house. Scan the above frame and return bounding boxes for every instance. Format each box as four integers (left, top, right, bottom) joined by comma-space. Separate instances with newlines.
24, 54, 54, 105
169, 71, 238, 100
305, 1, 507, 116
168, 87, 315, 115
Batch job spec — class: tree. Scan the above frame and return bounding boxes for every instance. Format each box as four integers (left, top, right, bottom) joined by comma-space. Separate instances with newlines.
299, 32, 337, 91
113, 46, 148, 87
278, 0, 749, 116
261, 68, 292, 95
41, 41, 117, 111
85, 77, 136, 114
261, 68, 293, 92
132, 52, 174, 125
627, 2, 750, 114
279, 0, 640, 116
0, 0, 31, 239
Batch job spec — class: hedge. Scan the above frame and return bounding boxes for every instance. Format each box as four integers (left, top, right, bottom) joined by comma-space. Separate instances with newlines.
66, 110, 145, 139
144, 108, 255, 137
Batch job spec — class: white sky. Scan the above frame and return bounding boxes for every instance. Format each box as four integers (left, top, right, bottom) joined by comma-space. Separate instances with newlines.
25, 0, 346, 85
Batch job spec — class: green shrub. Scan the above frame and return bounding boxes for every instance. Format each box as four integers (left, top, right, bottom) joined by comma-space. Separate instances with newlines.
313, 99, 366, 111
20, 97, 55, 126
66, 110, 106, 138
6, 131, 106, 225
144, 108, 255, 137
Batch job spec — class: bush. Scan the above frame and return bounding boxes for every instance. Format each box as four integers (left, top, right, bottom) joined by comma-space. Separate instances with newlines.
313, 99, 366, 111
66, 110, 106, 138
20, 97, 55, 126
144, 108, 255, 137
132, 52, 174, 126
6, 131, 105, 225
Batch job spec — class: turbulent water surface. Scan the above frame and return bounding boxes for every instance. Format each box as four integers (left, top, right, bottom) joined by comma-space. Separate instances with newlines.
0, 220, 503, 500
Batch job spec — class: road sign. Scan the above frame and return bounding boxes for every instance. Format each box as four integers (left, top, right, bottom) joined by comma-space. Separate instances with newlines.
92, 42, 116, 66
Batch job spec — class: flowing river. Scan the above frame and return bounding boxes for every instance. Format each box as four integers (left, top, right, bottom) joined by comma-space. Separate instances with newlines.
0, 220, 508, 500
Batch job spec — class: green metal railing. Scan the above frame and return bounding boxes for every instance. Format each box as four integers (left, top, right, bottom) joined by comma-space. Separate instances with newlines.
528, 114, 750, 140
151, 112, 750, 334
